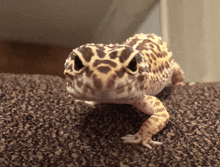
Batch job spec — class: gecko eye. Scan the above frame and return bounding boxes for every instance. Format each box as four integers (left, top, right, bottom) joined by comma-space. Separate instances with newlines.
74, 56, 84, 71
127, 57, 137, 72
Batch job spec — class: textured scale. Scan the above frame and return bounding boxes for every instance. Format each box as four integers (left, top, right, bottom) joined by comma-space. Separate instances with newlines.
64, 33, 184, 148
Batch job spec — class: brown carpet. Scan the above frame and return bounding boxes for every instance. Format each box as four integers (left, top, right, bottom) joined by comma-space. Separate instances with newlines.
0, 73, 219, 167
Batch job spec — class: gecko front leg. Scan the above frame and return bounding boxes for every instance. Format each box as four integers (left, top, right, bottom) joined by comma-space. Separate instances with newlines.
121, 95, 170, 149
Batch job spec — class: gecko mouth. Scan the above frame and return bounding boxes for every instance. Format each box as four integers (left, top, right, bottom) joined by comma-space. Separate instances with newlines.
66, 80, 140, 103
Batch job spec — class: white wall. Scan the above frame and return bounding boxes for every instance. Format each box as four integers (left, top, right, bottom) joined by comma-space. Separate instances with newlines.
136, 2, 161, 36
164, 0, 220, 82
137, 0, 220, 82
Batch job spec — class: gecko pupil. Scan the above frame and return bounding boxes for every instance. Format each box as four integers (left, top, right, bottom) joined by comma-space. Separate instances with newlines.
74, 56, 84, 71
128, 57, 137, 72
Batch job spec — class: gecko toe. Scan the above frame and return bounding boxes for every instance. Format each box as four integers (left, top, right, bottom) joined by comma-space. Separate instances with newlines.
122, 134, 162, 149
142, 140, 162, 148
149, 140, 162, 145
121, 134, 142, 144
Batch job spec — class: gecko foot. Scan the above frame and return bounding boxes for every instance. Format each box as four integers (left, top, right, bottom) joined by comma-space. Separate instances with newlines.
74, 100, 98, 107
121, 134, 162, 149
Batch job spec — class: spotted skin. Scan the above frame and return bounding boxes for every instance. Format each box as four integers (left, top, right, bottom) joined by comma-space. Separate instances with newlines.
64, 33, 184, 148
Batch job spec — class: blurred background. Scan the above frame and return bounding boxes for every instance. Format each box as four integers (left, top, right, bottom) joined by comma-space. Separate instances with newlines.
0, 0, 219, 82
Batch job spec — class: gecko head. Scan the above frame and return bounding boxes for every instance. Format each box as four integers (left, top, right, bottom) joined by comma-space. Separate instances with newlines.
64, 44, 149, 104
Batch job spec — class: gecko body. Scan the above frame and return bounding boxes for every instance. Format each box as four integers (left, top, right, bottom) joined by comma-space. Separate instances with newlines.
64, 34, 184, 148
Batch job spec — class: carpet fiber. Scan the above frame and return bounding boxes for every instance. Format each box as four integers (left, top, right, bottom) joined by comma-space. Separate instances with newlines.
0, 73, 219, 166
